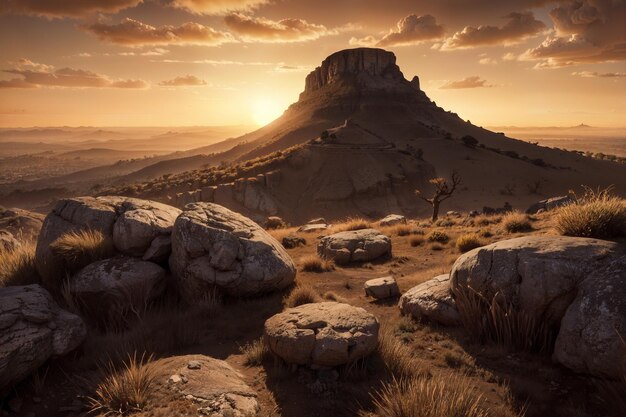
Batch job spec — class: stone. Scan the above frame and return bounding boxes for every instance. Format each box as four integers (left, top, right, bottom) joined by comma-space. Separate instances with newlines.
264, 302, 379, 367
298, 223, 328, 233
169, 203, 296, 299
0, 285, 86, 394
35, 196, 180, 288
154, 354, 259, 417
0, 207, 45, 242
265, 216, 286, 230
526, 195, 574, 214
450, 236, 622, 326
399, 275, 460, 326
307, 218, 327, 225
282, 235, 306, 249
553, 255, 626, 379
364, 276, 400, 299
317, 229, 391, 264
379, 214, 406, 227
69, 257, 166, 322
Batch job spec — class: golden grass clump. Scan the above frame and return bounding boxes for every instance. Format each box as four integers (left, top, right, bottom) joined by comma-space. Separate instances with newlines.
283, 284, 322, 308
455, 234, 483, 253
300, 254, 335, 273
332, 217, 373, 232
88, 352, 156, 416
556, 187, 626, 238
377, 326, 425, 380
501, 212, 533, 233
50, 229, 114, 275
240, 337, 269, 367
0, 242, 39, 287
426, 230, 449, 243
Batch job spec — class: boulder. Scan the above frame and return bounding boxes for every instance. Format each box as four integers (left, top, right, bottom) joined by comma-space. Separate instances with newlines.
35, 196, 180, 288
0, 207, 45, 242
69, 257, 166, 322
364, 276, 400, 299
379, 214, 406, 227
298, 223, 329, 233
265, 216, 286, 230
317, 229, 391, 264
399, 275, 460, 326
450, 236, 622, 326
308, 217, 327, 225
264, 302, 379, 367
282, 235, 306, 249
0, 285, 86, 394
526, 195, 574, 214
153, 354, 259, 416
169, 203, 296, 299
553, 255, 626, 379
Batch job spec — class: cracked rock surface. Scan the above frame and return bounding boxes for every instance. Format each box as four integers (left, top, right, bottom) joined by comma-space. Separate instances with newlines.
264, 302, 379, 367
170, 203, 296, 299
317, 229, 391, 264
0, 285, 86, 394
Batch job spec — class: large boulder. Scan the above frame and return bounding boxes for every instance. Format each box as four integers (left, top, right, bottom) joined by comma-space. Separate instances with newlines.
264, 302, 379, 367
69, 257, 166, 323
169, 203, 296, 299
35, 197, 180, 288
0, 285, 86, 394
317, 229, 391, 264
399, 275, 460, 326
0, 207, 45, 242
153, 354, 259, 416
450, 236, 622, 326
553, 255, 626, 379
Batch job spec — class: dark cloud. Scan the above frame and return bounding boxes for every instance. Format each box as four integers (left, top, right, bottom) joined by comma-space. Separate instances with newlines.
0, 0, 142, 18
0, 59, 148, 88
440, 76, 494, 89
351, 14, 444, 47
224, 13, 333, 42
158, 75, 207, 86
82, 18, 235, 46
441, 12, 546, 49
169, 0, 268, 15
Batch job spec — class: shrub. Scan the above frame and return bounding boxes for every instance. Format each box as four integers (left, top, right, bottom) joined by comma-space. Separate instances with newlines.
430, 243, 444, 251
88, 352, 156, 416
283, 285, 321, 308
50, 229, 114, 275
300, 254, 335, 273
427, 230, 449, 243
461, 135, 479, 148
502, 212, 532, 233
0, 243, 39, 287
240, 337, 269, 367
456, 234, 482, 253
332, 217, 372, 232
409, 236, 424, 247
556, 187, 626, 238
322, 291, 345, 302
394, 224, 419, 236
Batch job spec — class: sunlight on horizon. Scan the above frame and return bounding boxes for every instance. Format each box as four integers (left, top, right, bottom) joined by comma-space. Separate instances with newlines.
250, 98, 285, 126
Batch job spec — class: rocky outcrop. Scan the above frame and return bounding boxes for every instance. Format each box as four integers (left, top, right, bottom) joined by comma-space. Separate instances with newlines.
35, 196, 180, 288
526, 196, 574, 214
0, 285, 86, 394
264, 302, 379, 367
553, 255, 626, 379
399, 275, 460, 326
317, 229, 391, 264
170, 203, 296, 299
154, 354, 259, 416
0, 207, 45, 242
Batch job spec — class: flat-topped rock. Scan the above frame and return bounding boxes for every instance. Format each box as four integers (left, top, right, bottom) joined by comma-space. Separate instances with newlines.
170, 203, 296, 299
298, 223, 329, 233
364, 276, 399, 299
379, 214, 407, 227
317, 228, 391, 264
399, 275, 460, 326
264, 302, 379, 367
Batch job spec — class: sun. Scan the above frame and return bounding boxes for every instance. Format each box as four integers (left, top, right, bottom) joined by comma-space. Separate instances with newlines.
250, 98, 284, 126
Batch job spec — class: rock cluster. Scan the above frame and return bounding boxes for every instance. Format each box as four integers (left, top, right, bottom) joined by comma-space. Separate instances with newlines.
317, 229, 391, 264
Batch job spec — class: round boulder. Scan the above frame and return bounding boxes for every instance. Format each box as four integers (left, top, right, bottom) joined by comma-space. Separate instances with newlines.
169, 203, 296, 299
264, 302, 379, 367
317, 229, 391, 264
399, 274, 460, 326
35, 196, 180, 288
0, 285, 86, 394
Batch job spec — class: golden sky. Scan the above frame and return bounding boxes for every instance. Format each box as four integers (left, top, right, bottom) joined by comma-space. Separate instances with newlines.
0, 0, 624, 128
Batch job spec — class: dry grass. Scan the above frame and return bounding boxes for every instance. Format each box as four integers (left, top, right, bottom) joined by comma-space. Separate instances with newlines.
472, 214, 502, 226
88, 352, 157, 416
268, 226, 298, 243
410, 236, 424, 247
300, 254, 335, 273
378, 326, 425, 380
501, 212, 532, 233
50, 229, 114, 276
283, 284, 321, 308
0, 242, 39, 287
389, 224, 421, 236
240, 337, 269, 367
426, 230, 449, 243
555, 187, 626, 238
322, 291, 346, 303
456, 234, 483, 253
453, 286, 554, 354
331, 217, 373, 232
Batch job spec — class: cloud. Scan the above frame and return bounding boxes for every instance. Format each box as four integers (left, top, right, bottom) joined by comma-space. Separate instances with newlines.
522, 34, 626, 67
224, 13, 333, 42
169, 0, 268, 15
572, 71, 626, 78
441, 11, 546, 49
158, 75, 207, 86
479, 57, 498, 65
0, 59, 148, 89
157, 58, 276, 65
351, 14, 445, 47
82, 18, 236, 46
0, 0, 142, 18
440, 76, 494, 89
274, 64, 311, 73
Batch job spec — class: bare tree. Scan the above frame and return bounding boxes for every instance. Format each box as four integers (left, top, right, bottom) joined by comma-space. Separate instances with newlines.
415, 171, 462, 221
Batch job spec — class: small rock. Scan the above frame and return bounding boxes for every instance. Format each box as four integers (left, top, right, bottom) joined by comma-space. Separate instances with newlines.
187, 360, 201, 370
282, 235, 306, 249
364, 276, 400, 299
379, 214, 406, 227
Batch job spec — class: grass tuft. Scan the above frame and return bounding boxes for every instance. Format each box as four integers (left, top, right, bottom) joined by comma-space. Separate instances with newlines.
332, 217, 373, 232
300, 254, 335, 273
456, 234, 483, 253
283, 284, 322, 308
0, 242, 39, 287
240, 337, 269, 367
426, 230, 449, 243
50, 229, 114, 276
502, 212, 533, 233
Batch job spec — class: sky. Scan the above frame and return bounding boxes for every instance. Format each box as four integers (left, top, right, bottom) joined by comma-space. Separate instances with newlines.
0, 0, 624, 128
